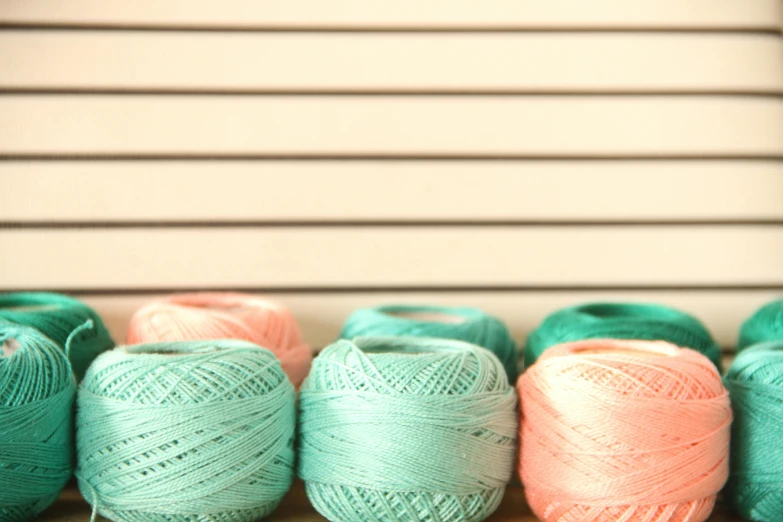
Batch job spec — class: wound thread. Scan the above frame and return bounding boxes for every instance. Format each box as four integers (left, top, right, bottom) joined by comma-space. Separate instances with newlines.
518, 339, 731, 522
724, 340, 783, 521
0, 292, 115, 380
127, 292, 312, 387
523, 302, 722, 370
76, 340, 296, 522
299, 336, 518, 522
738, 299, 783, 351
340, 304, 518, 382
0, 321, 76, 522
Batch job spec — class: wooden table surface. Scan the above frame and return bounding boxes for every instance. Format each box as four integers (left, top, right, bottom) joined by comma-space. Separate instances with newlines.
38, 482, 743, 522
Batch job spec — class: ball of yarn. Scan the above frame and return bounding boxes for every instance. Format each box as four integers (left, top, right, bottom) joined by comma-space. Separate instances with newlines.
299, 336, 518, 522
340, 304, 518, 382
518, 339, 731, 522
523, 302, 722, 370
76, 340, 296, 522
0, 320, 76, 522
126, 292, 313, 387
738, 299, 783, 351
724, 340, 783, 521
0, 292, 115, 380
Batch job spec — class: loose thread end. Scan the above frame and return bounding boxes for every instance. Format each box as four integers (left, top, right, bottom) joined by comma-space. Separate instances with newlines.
65, 319, 95, 359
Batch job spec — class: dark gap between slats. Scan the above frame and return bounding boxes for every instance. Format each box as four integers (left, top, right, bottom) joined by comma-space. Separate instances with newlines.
2, 221, 783, 229
3, 154, 783, 161
1, 90, 782, 97
0, 24, 781, 34
3, 285, 783, 296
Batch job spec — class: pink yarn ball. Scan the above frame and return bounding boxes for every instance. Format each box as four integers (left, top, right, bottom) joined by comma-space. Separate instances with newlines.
127, 292, 312, 387
518, 339, 731, 522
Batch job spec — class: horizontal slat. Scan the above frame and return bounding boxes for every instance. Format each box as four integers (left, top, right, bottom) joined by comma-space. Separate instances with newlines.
2, 96, 781, 157
1, 227, 781, 288
2, 160, 782, 222
3, 32, 782, 93
0, 0, 780, 30
78, 290, 783, 349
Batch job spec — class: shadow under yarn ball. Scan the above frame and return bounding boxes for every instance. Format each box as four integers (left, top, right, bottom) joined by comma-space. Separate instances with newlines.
339, 305, 518, 383
523, 302, 722, 370
737, 299, 783, 351
76, 340, 296, 522
724, 340, 783, 522
0, 292, 115, 380
298, 336, 518, 522
0, 321, 76, 522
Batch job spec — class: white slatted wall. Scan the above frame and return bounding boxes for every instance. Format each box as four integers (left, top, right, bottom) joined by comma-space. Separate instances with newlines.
1, 0, 782, 351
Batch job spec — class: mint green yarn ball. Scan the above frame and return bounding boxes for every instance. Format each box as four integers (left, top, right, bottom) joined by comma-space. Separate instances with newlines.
340, 305, 518, 382
0, 321, 76, 522
299, 337, 518, 522
724, 341, 783, 521
523, 302, 722, 370
0, 292, 115, 380
738, 299, 783, 351
76, 340, 296, 522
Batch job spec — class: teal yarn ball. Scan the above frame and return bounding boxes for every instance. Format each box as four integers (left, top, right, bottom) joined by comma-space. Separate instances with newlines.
523, 302, 722, 370
0, 321, 76, 522
340, 305, 518, 382
738, 299, 783, 351
76, 340, 296, 522
0, 292, 115, 380
724, 340, 783, 521
298, 336, 518, 522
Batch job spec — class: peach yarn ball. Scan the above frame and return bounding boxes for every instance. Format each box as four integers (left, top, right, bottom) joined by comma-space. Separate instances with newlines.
518, 339, 731, 522
127, 293, 312, 387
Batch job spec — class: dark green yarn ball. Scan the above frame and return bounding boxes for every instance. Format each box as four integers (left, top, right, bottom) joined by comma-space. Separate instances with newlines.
523, 302, 722, 370
0, 292, 115, 380
738, 299, 783, 352
340, 305, 518, 382
724, 341, 783, 522
0, 321, 76, 522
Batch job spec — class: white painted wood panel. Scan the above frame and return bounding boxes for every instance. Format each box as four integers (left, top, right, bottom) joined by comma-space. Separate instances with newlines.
79, 290, 783, 349
1, 0, 780, 30
1, 160, 782, 222
1, 227, 780, 289
2, 96, 781, 157
3, 32, 781, 93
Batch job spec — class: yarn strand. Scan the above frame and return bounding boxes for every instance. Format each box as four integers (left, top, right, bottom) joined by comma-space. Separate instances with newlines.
64, 318, 94, 359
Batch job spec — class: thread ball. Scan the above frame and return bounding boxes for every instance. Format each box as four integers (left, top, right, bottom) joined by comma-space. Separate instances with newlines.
518, 339, 731, 522
0, 321, 76, 522
738, 299, 783, 351
76, 340, 296, 522
0, 292, 115, 380
523, 301, 722, 370
340, 304, 518, 382
126, 292, 313, 387
724, 340, 783, 521
299, 336, 518, 522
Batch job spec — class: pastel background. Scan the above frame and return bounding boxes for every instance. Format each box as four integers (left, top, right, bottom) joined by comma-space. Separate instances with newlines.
1, 1, 783, 521
1, 0, 783, 355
